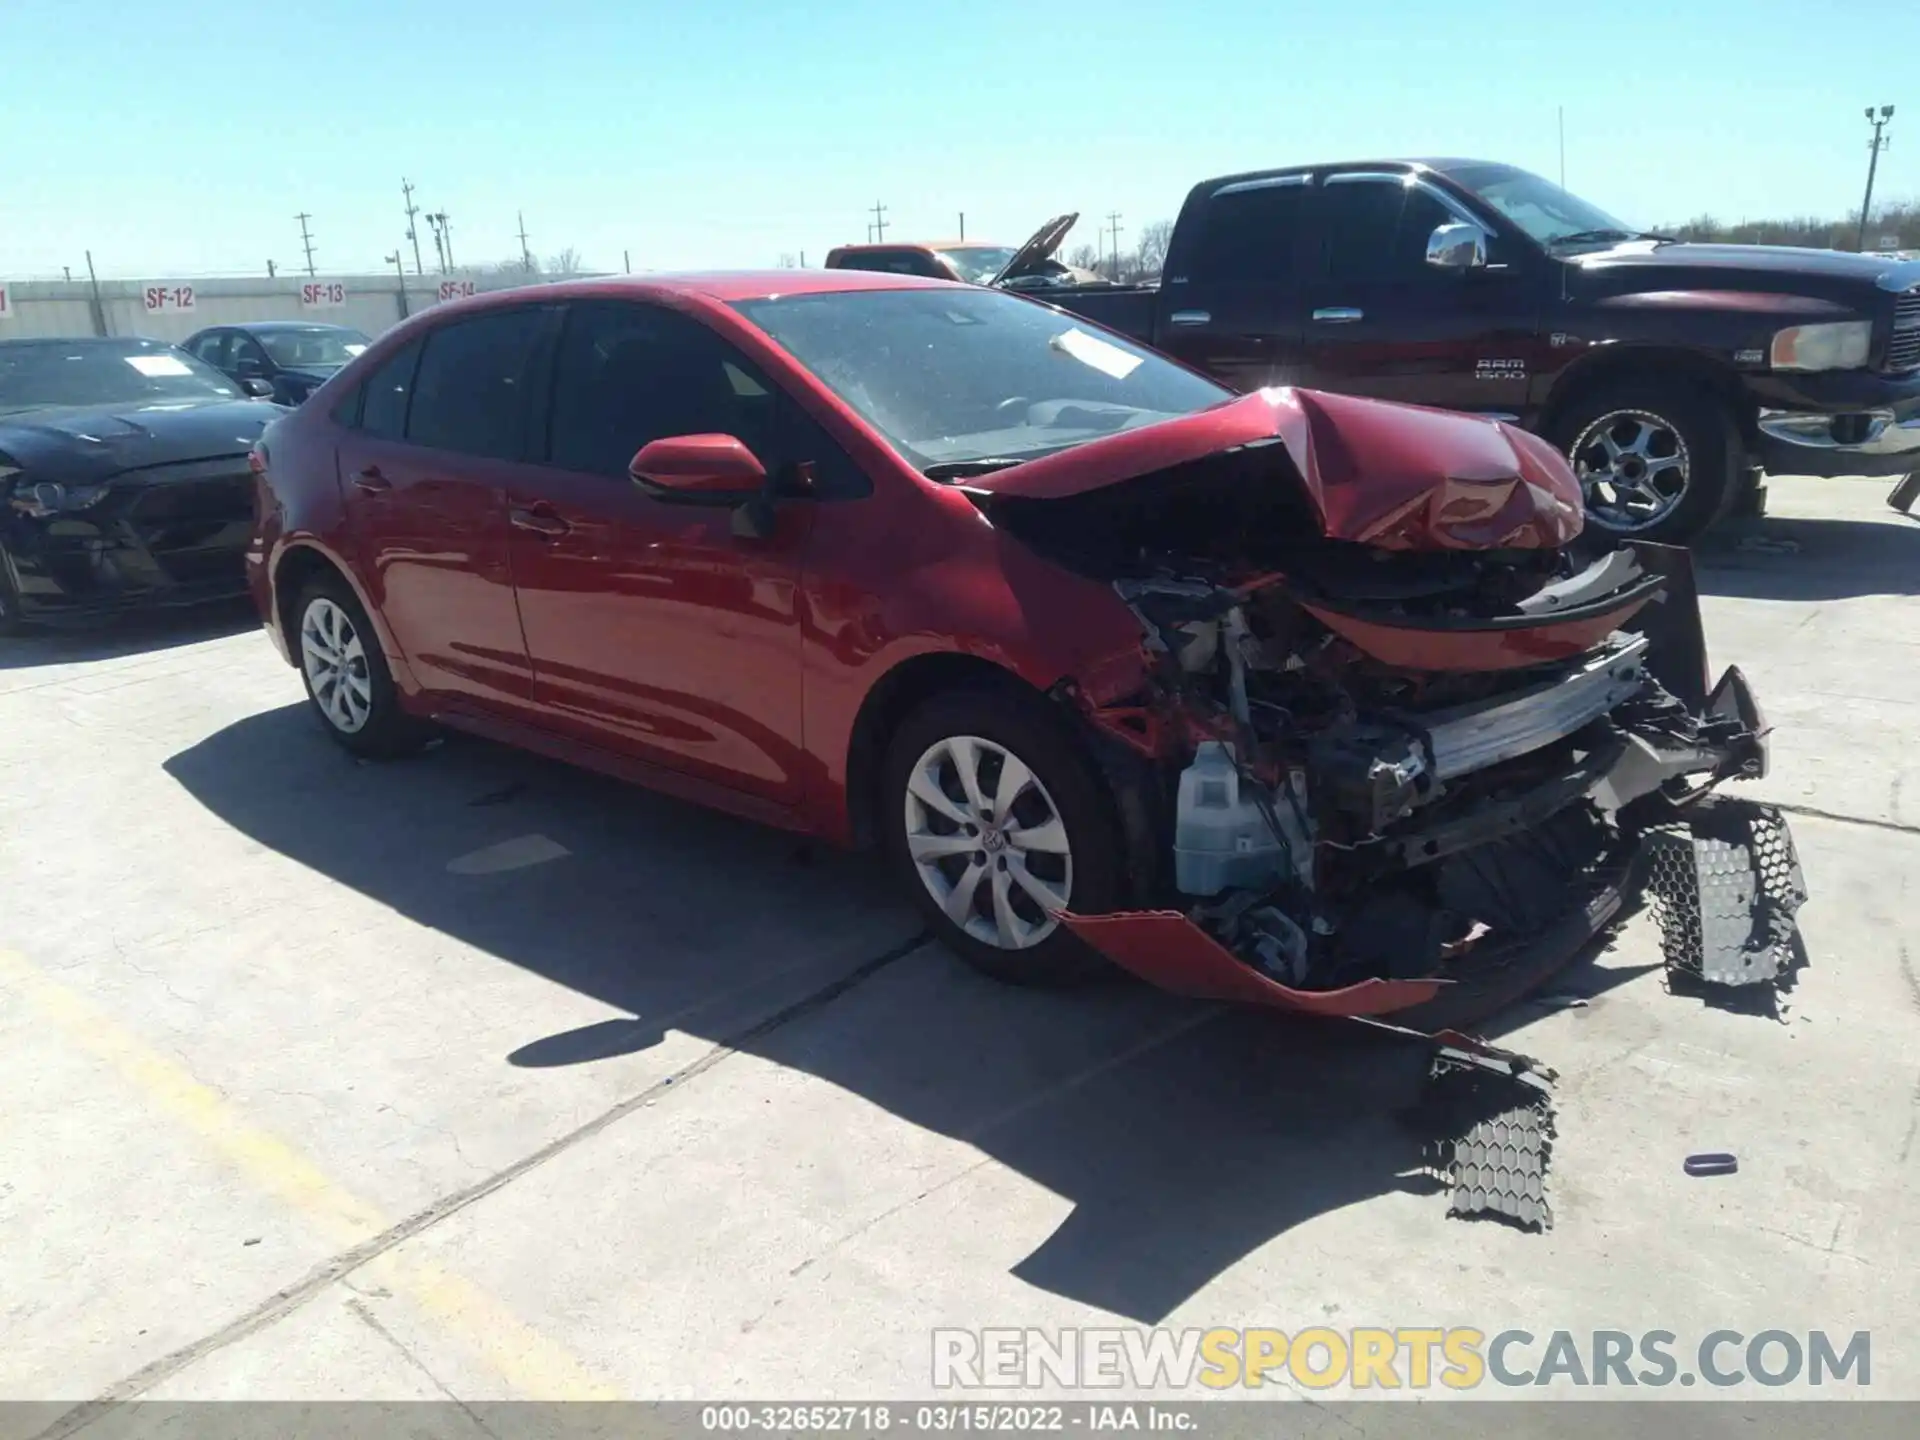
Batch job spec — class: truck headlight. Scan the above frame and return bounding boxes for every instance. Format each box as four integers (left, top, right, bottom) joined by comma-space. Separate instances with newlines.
1770, 320, 1872, 372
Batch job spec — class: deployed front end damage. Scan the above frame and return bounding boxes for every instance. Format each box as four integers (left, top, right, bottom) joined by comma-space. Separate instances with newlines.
964, 389, 1808, 1032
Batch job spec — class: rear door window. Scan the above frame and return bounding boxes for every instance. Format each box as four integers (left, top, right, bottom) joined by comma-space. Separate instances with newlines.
1193, 181, 1310, 285
404, 308, 551, 460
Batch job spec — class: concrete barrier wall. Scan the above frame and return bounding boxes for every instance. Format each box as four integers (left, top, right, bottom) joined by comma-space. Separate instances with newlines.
0, 272, 569, 344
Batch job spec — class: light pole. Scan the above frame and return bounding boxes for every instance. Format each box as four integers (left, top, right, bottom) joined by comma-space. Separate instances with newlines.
1859, 105, 1894, 251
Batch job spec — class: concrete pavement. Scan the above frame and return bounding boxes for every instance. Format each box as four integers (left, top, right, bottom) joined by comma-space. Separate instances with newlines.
2, 476, 1917, 1416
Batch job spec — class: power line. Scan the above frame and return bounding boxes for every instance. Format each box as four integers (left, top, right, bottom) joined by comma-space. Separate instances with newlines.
294, 213, 316, 277
1859, 105, 1896, 251
402, 179, 424, 276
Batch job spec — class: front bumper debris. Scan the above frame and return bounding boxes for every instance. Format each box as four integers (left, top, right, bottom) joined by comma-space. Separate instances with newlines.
1414, 1043, 1558, 1231
1642, 796, 1808, 987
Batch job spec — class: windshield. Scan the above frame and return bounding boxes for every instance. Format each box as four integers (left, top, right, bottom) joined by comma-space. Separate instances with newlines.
1444, 163, 1640, 249
733, 287, 1230, 472
0, 340, 242, 414
257, 327, 370, 369
931, 246, 1019, 284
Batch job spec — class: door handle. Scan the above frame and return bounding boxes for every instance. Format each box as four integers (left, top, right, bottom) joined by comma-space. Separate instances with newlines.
350, 466, 391, 494
1312, 307, 1365, 324
510, 504, 572, 537
1169, 309, 1211, 326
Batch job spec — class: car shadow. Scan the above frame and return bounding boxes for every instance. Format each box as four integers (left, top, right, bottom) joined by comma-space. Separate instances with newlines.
165, 703, 1652, 1324
0, 599, 258, 671
1695, 511, 1920, 601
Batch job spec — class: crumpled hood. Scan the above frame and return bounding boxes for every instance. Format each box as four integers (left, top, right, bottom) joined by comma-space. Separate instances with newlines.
0, 399, 274, 482
960, 387, 1585, 550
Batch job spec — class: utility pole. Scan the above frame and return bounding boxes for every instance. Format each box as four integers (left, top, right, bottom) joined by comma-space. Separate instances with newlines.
267, 259, 277, 278
386, 250, 410, 318
1859, 105, 1896, 251
63, 266, 72, 281
426, 211, 448, 273
1106, 211, 1124, 280
402, 178, 424, 275
517, 211, 534, 272
869, 200, 888, 242
959, 211, 965, 240
1558, 106, 1566, 188
295, 212, 316, 277
623, 249, 631, 274
437, 212, 454, 270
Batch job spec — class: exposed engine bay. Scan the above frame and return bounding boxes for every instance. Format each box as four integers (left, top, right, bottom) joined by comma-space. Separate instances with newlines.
967, 429, 1804, 1028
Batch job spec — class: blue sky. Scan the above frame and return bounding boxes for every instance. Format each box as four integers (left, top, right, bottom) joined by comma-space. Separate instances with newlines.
3, 0, 1913, 279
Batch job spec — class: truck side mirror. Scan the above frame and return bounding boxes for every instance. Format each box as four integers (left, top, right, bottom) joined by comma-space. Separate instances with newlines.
1426, 222, 1489, 272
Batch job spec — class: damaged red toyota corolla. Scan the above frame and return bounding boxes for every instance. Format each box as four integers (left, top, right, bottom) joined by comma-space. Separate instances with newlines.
248, 270, 1804, 1034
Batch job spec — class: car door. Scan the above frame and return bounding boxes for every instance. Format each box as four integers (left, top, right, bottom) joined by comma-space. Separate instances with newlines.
505, 299, 847, 811
188, 330, 234, 378
1154, 176, 1312, 393
337, 307, 553, 715
230, 333, 275, 389
1298, 172, 1544, 414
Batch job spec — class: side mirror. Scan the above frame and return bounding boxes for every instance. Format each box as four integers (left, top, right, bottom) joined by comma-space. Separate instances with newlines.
1426, 222, 1490, 272
630, 434, 768, 506
240, 377, 276, 398
235, 356, 266, 379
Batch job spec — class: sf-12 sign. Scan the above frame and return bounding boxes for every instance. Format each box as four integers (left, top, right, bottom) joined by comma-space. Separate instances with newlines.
437, 279, 476, 303
301, 281, 348, 309
143, 285, 197, 313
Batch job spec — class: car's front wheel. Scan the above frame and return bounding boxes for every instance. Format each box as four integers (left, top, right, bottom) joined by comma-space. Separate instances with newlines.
293, 572, 428, 758
880, 685, 1124, 987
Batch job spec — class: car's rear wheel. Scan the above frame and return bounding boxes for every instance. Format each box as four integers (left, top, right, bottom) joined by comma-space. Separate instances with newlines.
1548, 382, 1739, 545
294, 572, 428, 758
881, 685, 1125, 987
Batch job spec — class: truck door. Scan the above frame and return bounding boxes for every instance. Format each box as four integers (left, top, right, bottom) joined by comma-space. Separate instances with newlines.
1155, 176, 1311, 393
1298, 172, 1543, 416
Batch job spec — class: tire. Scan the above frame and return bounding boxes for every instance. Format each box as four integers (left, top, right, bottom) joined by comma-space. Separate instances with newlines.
880, 684, 1126, 987
0, 544, 23, 639
292, 570, 429, 758
1547, 381, 1741, 545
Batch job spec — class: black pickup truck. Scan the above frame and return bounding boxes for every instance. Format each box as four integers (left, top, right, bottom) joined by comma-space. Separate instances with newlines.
1018, 159, 1920, 542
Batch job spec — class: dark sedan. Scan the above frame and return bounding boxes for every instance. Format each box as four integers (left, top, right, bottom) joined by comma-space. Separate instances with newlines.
0, 337, 275, 632
183, 321, 371, 407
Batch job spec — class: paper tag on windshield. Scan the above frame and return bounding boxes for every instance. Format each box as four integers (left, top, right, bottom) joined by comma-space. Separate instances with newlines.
1051, 327, 1142, 380
124, 354, 192, 378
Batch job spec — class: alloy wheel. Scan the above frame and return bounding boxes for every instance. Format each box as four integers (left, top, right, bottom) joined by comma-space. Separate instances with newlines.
903, 733, 1074, 950
1568, 409, 1691, 531
300, 597, 374, 734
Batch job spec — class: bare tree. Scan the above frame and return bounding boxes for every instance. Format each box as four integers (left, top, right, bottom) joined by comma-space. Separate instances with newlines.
1064, 242, 1101, 272
545, 247, 588, 276
777, 253, 799, 268
1133, 219, 1174, 279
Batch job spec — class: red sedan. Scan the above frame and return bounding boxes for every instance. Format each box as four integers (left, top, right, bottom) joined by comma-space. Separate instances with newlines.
248, 269, 1797, 1024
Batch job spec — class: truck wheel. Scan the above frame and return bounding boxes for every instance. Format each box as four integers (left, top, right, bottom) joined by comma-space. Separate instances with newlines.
1548, 382, 1740, 545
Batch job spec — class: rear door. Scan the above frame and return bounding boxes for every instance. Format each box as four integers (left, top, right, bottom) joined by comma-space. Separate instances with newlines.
1155, 176, 1312, 393
1297, 172, 1543, 414
338, 306, 554, 714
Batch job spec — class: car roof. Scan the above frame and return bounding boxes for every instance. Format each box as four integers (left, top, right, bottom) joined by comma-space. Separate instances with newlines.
224, 320, 364, 334
1196, 157, 1505, 188
827, 241, 989, 254
442, 269, 960, 310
